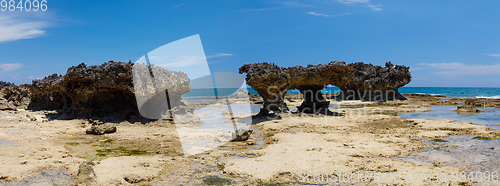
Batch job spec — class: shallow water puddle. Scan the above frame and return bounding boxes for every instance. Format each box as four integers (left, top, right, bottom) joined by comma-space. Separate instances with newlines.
180, 103, 264, 155
398, 105, 500, 172
396, 135, 500, 172
0, 170, 72, 186
399, 105, 500, 129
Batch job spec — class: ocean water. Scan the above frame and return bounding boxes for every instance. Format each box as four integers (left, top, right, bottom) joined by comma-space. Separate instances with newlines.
244, 87, 500, 99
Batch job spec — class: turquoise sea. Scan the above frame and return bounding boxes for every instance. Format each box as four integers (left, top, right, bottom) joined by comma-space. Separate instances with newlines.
182, 87, 500, 99
246, 87, 500, 99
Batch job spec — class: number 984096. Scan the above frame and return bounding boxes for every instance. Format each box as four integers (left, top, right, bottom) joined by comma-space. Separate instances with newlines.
1, 0, 47, 11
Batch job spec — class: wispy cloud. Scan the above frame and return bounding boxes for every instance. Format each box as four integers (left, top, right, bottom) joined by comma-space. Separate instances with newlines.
207, 53, 233, 59
335, 0, 382, 11
173, 4, 183, 8
420, 62, 500, 76
0, 16, 50, 43
278, 1, 313, 7
0, 63, 23, 72
485, 54, 500, 58
306, 12, 351, 17
239, 1, 313, 12
367, 4, 382, 11
336, 0, 370, 3
239, 7, 283, 12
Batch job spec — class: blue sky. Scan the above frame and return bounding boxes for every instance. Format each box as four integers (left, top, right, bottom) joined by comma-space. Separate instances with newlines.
1, 0, 500, 87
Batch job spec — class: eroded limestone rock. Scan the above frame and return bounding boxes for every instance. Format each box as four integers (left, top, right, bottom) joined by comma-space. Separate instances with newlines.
288, 61, 350, 114
334, 62, 411, 101
239, 62, 290, 116
29, 61, 200, 122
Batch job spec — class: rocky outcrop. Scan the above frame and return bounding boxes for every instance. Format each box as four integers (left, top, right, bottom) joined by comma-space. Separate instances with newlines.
454, 105, 494, 114
334, 62, 411, 101
29, 61, 139, 120
288, 61, 350, 114
239, 62, 290, 116
464, 98, 500, 108
240, 61, 411, 115
0, 81, 30, 110
29, 61, 200, 122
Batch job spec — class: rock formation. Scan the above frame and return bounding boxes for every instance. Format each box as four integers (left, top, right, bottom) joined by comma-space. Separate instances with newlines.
240, 61, 411, 115
288, 61, 350, 114
334, 62, 411, 101
239, 62, 290, 116
29, 61, 200, 122
0, 81, 30, 110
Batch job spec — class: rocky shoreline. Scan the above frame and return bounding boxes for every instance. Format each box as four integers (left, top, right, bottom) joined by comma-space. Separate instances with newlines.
1, 61, 500, 185
1, 89, 499, 185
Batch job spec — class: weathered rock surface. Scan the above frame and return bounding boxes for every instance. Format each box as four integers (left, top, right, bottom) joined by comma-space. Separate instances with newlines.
29, 61, 138, 120
240, 61, 411, 115
288, 61, 350, 114
28, 61, 200, 122
464, 98, 500, 108
70, 161, 96, 186
86, 119, 117, 135
334, 62, 411, 101
239, 62, 290, 116
454, 105, 494, 114
231, 128, 253, 142
0, 81, 30, 110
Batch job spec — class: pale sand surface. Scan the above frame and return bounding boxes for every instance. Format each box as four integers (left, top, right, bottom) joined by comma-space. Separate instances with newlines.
0, 96, 499, 185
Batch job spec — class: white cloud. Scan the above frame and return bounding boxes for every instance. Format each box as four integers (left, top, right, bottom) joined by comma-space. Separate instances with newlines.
173, 4, 183, 8
0, 16, 50, 43
485, 54, 500, 58
367, 4, 382, 11
420, 62, 500, 76
335, 0, 382, 11
0, 63, 23, 72
306, 12, 351, 17
206, 53, 233, 59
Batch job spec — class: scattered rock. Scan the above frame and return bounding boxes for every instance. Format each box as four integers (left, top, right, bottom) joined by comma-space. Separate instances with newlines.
231, 128, 253, 142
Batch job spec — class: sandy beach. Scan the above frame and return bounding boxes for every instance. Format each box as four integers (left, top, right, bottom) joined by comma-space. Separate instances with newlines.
1, 94, 499, 185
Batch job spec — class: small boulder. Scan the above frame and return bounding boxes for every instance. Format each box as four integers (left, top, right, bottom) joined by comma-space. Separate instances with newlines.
85, 119, 117, 135
231, 128, 253, 142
